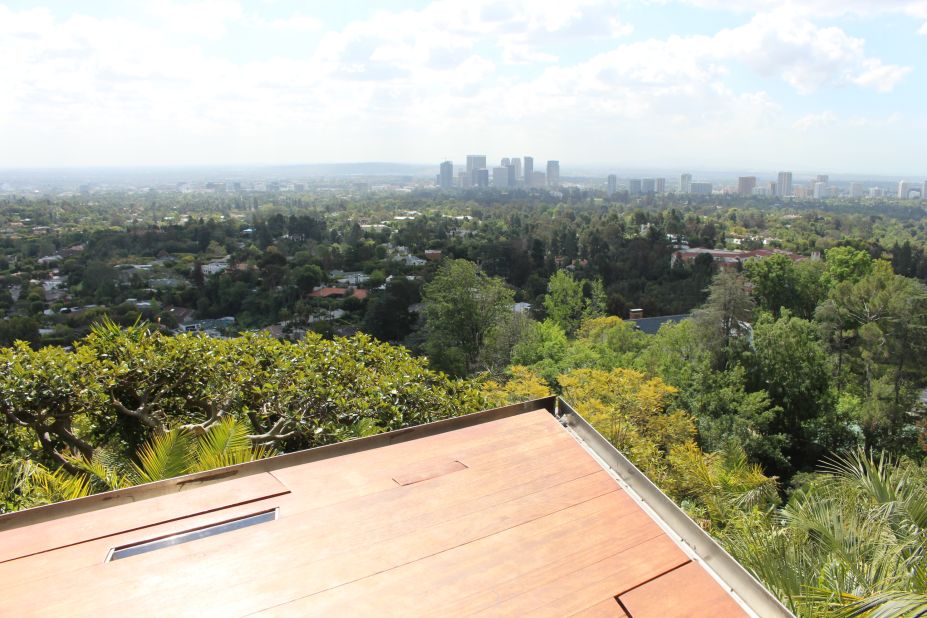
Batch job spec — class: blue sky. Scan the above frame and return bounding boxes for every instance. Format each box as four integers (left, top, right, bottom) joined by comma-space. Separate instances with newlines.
1, 1, 926, 176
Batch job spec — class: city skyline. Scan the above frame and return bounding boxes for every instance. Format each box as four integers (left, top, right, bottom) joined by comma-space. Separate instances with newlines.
1, 2, 926, 173
431, 155, 925, 199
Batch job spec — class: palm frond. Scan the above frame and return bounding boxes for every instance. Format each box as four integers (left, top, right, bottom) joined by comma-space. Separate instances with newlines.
837, 591, 927, 618
67, 449, 135, 492
29, 466, 92, 504
132, 429, 195, 483
193, 417, 269, 472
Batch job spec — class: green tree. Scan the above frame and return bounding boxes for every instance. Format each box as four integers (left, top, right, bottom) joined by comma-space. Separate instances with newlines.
1, 417, 270, 512
821, 246, 873, 290
0, 317, 40, 347
421, 259, 515, 377
817, 261, 927, 452
362, 277, 420, 343
543, 270, 585, 335
583, 279, 608, 320
751, 312, 841, 470
693, 271, 755, 367
744, 254, 823, 318
0, 321, 485, 473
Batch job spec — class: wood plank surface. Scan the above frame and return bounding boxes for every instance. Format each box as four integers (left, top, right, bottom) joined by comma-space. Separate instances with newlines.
0, 471, 289, 563
267, 408, 559, 508
0, 408, 753, 617
618, 561, 748, 617
0, 453, 614, 614
0, 494, 295, 589
252, 491, 661, 617
569, 598, 629, 618
455, 536, 689, 617
0, 420, 599, 602
392, 459, 467, 485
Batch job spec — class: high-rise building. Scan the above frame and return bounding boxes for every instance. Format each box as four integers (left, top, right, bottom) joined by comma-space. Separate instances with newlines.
466, 155, 486, 175
506, 164, 516, 188
690, 182, 712, 195
607, 174, 617, 196
922, 181, 927, 200
768, 181, 777, 197
492, 167, 509, 188
869, 187, 883, 198
501, 157, 510, 167
680, 173, 692, 194
815, 174, 829, 184
813, 182, 826, 199
629, 179, 642, 195
737, 176, 756, 196
458, 171, 472, 188
898, 180, 912, 199
849, 182, 863, 198
777, 172, 793, 198
475, 168, 489, 188
530, 171, 546, 187
466, 155, 487, 186
546, 161, 560, 186
655, 178, 666, 194
524, 157, 534, 186
512, 158, 522, 180
642, 178, 655, 194
438, 161, 454, 189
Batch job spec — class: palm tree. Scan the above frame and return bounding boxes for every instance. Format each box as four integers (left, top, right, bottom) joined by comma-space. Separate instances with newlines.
723, 449, 927, 617
1, 417, 273, 510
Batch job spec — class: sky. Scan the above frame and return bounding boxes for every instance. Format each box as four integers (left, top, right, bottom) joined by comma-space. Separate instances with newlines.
1, 0, 926, 175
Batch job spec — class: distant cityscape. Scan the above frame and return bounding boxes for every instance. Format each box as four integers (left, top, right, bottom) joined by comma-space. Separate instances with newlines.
436, 157, 927, 200
436, 156, 559, 190
0, 162, 925, 200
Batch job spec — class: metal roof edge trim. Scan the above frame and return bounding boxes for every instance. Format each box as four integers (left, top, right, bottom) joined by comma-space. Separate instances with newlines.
0, 397, 558, 531
555, 396, 794, 618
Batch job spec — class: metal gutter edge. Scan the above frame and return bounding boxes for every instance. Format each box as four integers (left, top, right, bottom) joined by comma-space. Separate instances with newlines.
555, 397, 794, 618
0, 397, 558, 531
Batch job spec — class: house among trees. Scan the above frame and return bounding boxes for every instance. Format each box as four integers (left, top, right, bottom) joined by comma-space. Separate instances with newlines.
0, 397, 788, 616
627, 309, 692, 334
672, 247, 803, 271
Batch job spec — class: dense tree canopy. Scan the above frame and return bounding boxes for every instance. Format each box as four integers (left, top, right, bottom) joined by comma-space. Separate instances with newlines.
0, 321, 484, 483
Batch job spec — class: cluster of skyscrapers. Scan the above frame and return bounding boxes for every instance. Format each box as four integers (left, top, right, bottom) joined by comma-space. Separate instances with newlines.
897, 180, 927, 200
437, 156, 560, 189
607, 171, 926, 200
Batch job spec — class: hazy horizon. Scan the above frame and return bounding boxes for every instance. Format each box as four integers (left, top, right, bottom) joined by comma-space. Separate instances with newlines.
2, 1, 926, 176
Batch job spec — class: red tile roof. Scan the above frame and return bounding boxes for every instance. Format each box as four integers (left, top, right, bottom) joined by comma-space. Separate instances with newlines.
309, 287, 348, 298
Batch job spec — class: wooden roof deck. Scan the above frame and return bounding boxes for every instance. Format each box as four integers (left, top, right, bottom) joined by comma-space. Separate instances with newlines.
0, 404, 758, 616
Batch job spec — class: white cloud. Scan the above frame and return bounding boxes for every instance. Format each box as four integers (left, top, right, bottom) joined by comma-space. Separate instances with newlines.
0, 1, 920, 171
793, 111, 837, 130
711, 10, 910, 93
250, 14, 322, 32
676, 0, 927, 34
144, 0, 244, 40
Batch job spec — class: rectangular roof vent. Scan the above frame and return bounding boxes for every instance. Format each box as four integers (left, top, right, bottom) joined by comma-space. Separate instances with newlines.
107, 509, 277, 562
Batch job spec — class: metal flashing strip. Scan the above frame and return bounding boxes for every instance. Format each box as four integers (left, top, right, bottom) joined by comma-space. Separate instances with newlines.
554, 397, 794, 618
0, 397, 558, 531
106, 509, 278, 562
